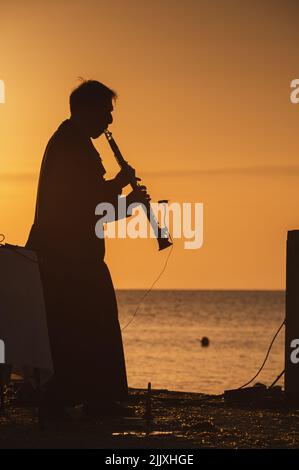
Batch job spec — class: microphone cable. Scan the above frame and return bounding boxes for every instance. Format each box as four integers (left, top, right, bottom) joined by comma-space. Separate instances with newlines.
121, 201, 174, 331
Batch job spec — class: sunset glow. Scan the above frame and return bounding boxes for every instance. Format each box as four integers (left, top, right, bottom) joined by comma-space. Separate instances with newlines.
1, 0, 299, 289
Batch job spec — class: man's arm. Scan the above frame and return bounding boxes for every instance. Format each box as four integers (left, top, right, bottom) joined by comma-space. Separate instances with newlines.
97, 177, 151, 222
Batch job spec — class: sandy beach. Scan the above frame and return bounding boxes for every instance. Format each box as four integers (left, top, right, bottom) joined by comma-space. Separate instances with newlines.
1, 387, 299, 449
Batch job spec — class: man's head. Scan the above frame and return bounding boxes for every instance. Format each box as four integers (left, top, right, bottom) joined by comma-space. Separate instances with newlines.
70, 80, 117, 138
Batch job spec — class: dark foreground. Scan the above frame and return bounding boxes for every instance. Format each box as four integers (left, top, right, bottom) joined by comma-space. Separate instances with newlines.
0, 387, 299, 449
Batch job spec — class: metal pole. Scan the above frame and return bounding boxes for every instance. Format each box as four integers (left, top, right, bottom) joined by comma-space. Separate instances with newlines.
285, 230, 299, 403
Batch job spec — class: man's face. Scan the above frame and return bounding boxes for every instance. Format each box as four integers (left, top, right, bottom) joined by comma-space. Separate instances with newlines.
88, 99, 114, 138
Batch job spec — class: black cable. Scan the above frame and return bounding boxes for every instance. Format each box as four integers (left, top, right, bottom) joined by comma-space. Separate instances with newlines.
121, 243, 174, 331
238, 318, 286, 389
121, 201, 174, 331
269, 369, 285, 388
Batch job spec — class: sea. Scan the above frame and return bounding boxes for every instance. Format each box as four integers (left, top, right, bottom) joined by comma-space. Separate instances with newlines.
116, 290, 285, 395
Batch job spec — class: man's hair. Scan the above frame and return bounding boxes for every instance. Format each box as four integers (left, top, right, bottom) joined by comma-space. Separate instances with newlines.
70, 79, 117, 115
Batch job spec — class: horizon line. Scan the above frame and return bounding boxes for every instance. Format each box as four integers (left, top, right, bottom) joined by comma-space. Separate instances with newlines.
115, 288, 285, 292
2, 164, 299, 181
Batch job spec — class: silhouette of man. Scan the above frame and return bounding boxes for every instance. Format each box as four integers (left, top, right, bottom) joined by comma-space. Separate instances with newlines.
26, 80, 149, 417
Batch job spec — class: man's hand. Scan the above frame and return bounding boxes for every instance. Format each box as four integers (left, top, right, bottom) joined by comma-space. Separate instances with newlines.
127, 186, 151, 207
115, 165, 140, 189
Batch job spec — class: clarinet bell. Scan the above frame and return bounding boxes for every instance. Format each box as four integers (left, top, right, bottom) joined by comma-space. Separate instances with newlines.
157, 226, 173, 250
158, 237, 173, 251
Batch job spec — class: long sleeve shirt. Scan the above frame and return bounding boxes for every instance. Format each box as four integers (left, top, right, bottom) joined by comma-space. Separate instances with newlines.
28, 119, 121, 261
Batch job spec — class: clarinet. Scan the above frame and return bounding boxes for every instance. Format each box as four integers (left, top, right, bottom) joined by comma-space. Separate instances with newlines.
104, 130, 172, 251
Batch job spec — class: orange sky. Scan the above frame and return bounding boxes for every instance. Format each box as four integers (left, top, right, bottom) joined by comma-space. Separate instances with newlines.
1, 0, 299, 289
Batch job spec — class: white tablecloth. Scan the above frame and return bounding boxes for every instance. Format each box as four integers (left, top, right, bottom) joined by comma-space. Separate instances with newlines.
0, 244, 53, 384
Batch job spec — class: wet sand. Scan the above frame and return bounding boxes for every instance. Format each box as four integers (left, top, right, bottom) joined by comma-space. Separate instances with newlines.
0, 387, 299, 449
